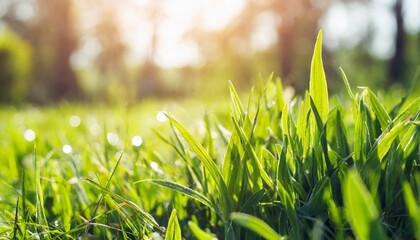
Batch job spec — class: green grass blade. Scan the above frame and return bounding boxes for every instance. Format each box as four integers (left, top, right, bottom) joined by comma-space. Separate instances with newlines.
188, 221, 218, 240
166, 114, 232, 221
135, 179, 219, 217
343, 169, 386, 239
366, 121, 407, 162
365, 89, 391, 130
402, 182, 420, 239
275, 77, 285, 113
277, 179, 301, 239
33, 145, 49, 236
354, 100, 368, 167
230, 213, 283, 240
165, 209, 182, 240
232, 117, 274, 189
82, 177, 161, 229
229, 81, 245, 121
309, 30, 329, 123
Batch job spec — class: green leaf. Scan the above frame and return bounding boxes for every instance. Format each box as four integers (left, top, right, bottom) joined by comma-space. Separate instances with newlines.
230, 213, 283, 240
343, 170, 386, 239
166, 114, 232, 221
309, 30, 329, 123
165, 209, 182, 240
402, 182, 420, 239
188, 221, 218, 240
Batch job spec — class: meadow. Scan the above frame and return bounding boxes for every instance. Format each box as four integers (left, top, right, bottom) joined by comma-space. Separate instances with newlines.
1, 31, 419, 239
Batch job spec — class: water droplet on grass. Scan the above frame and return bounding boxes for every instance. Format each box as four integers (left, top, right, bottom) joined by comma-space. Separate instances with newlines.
132, 135, 143, 147
150, 161, 163, 174
24, 129, 36, 142
69, 115, 81, 127
156, 111, 168, 122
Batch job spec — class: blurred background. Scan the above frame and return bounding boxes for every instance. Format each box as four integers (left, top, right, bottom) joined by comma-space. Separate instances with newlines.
0, 0, 419, 105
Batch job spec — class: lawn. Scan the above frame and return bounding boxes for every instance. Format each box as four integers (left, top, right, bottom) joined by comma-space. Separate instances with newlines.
1, 31, 419, 239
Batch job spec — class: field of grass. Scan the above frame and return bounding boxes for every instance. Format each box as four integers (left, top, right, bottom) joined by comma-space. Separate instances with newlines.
1, 31, 419, 239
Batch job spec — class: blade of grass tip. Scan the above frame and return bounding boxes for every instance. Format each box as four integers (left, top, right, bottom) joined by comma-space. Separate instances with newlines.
230, 213, 283, 240
365, 89, 391, 130
343, 169, 386, 239
82, 151, 125, 236
309, 30, 329, 123
165, 114, 232, 221
135, 179, 219, 217
165, 209, 182, 240
188, 221, 218, 240
229, 81, 245, 122
339, 67, 355, 101
402, 182, 420, 239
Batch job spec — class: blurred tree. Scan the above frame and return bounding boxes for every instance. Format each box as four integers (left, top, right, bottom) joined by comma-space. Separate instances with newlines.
0, 29, 32, 103
1, 0, 80, 102
92, 7, 130, 101
136, 0, 163, 99
40, 0, 80, 100
389, 0, 405, 84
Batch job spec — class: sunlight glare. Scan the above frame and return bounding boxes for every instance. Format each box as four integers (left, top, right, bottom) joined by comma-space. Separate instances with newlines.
156, 111, 167, 122
107, 132, 119, 146
69, 115, 81, 127
62, 144, 73, 154
24, 129, 36, 142
132, 135, 143, 147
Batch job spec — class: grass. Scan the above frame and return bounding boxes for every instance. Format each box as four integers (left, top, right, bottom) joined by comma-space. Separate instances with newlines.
1, 30, 419, 239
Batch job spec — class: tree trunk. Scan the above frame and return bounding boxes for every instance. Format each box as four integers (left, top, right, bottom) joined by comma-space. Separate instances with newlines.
389, 0, 405, 84
50, 0, 80, 100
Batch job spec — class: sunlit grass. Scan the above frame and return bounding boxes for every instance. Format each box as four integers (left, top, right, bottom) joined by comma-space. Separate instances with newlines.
1, 31, 419, 239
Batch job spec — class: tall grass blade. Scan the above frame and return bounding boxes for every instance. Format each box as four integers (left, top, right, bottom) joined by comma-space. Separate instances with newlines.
230, 212, 283, 240
229, 81, 245, 122
402, 182, 420, 239
33, 145, 49, 236
165, 209, 182, 240
343, 170, 386, 239
232, 118, 274, 189
166, 114, 232, 221
365, 89, 391, 130
83, 151, 125, 236
82, 177, 161, 229
309, 30, 329, 123
135, 179, 218, 217
188, 221, 218, 240
277, 179, 301, 239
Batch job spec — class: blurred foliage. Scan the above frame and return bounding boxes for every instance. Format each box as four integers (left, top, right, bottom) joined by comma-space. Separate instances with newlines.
0, 0, 419, 104
0, 29, 32, 103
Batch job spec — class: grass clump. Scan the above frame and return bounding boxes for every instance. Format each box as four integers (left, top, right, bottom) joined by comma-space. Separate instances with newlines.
1, 30, 419, 239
